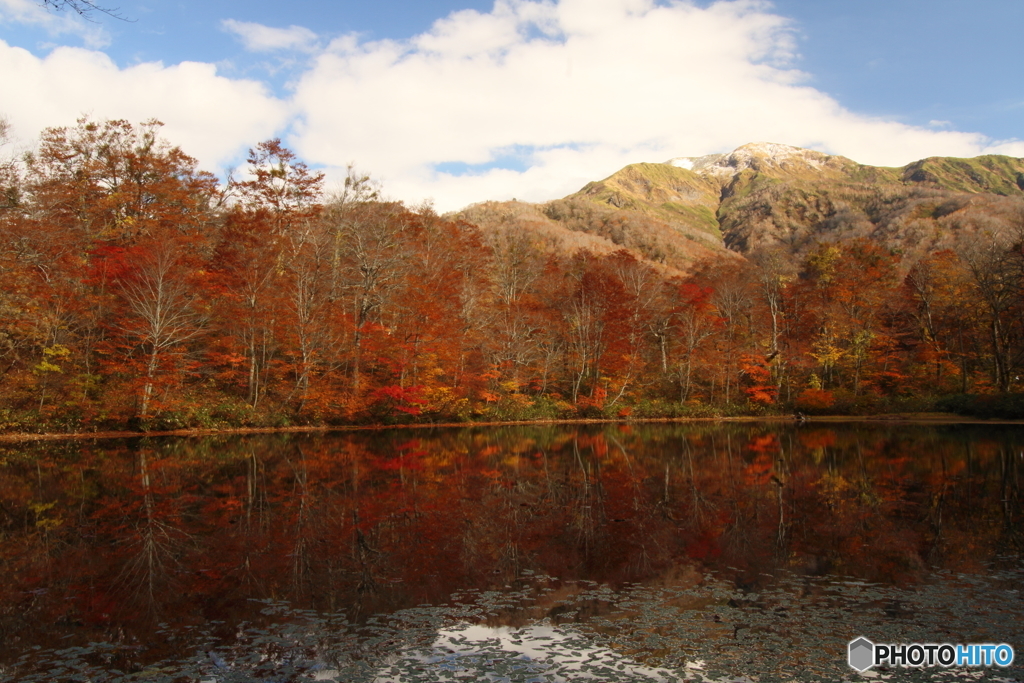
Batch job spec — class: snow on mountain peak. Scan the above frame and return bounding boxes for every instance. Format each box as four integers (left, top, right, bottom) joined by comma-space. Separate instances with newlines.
666, 143, 835, 178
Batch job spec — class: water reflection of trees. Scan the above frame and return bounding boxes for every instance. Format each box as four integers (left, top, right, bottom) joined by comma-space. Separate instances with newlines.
0, 423, 1020, 665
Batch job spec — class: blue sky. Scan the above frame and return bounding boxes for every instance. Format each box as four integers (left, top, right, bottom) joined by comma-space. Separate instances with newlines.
1, 0, 1021, 210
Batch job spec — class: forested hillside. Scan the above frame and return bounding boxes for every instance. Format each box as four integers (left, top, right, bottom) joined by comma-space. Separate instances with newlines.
463, 142, 1024, 270
1, 120, 1022, 432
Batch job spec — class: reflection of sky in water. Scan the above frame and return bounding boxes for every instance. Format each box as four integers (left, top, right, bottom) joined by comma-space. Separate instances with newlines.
186, 569, 1024, 682
7, 565, 1024, 681
367, 621, 684, 682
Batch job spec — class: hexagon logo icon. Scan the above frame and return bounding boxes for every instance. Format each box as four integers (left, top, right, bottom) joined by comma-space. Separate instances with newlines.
848, 637, 874, 672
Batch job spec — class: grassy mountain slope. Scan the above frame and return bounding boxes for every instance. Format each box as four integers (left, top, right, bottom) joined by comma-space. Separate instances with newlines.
716, 147, 1024, 258
572, 162, 722, 239
902, 155, 1024, 195
457, 143, 1024, 271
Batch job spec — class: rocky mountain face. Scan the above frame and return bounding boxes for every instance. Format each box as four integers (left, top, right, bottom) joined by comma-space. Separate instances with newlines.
456, 143, 1024, 272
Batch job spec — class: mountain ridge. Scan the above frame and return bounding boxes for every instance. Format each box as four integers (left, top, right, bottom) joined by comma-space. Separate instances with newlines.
456, 143, 1024, 271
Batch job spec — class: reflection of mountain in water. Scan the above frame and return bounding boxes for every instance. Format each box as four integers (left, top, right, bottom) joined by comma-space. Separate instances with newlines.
0, 422, 1021, 680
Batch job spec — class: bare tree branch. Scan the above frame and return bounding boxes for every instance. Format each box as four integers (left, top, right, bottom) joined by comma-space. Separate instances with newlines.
40, 0, 129, 21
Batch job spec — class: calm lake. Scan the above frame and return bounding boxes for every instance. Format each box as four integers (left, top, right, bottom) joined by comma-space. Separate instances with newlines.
1, 422, 1022, 682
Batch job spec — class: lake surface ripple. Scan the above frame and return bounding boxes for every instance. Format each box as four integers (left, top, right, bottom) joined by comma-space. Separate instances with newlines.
1, 422, 1021, 681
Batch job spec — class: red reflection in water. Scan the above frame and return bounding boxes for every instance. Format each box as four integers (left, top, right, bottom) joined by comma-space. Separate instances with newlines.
0, 423, 1020, 669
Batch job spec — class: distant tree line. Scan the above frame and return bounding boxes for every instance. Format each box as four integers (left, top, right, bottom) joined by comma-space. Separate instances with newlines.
1, 118, 1022, 431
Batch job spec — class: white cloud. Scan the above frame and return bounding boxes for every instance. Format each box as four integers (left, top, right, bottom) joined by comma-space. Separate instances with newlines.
0, 0, 108, 47
221, 18, 319, 53
2, 0, 1019, 212
981, 138, 1024, 158
0, 40, 290, 170
290, 0, 1005, 211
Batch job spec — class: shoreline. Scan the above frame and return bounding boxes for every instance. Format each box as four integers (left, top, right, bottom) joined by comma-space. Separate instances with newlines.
2, 412, 1022, 443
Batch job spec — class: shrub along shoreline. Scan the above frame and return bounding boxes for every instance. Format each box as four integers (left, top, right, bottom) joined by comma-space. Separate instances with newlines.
2, 393, 1021, 442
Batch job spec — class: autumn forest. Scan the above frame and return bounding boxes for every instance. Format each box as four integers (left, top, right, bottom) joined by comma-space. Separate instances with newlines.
1, 119, 1023, 432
